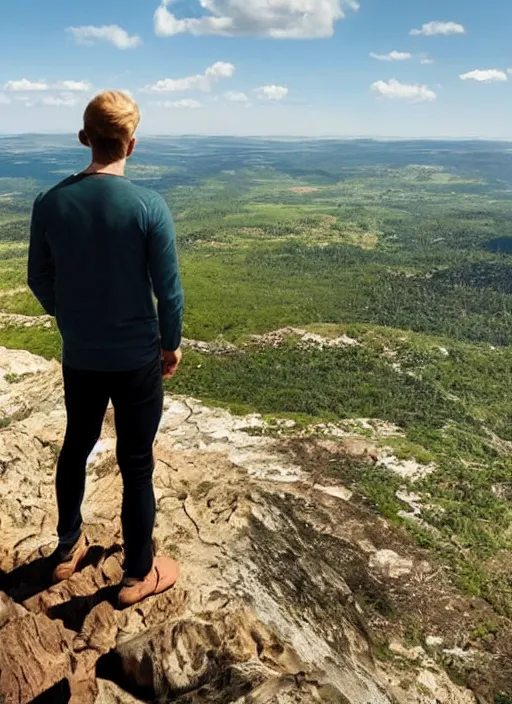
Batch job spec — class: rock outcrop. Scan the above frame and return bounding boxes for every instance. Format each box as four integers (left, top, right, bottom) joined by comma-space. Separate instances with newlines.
0, 347, 509, 703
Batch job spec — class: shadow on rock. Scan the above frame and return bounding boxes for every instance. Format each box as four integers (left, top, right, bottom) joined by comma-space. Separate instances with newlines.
48, 584, 121, 632
97, 650, 155, 703
31, 679, 71, 704
0, 553, 57, 603
0, 544, 107, 603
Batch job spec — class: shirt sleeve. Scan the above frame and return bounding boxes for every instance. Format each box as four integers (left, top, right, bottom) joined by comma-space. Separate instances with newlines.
147, 194, 184, 351
27, 192, 56, 316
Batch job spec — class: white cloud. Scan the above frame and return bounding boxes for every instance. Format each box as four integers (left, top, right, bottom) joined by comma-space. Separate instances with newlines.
55, 80, 92, 92
3, 78, 93, 107
0, 93, 11, 105
67, 25, 142, 50
459, 69, 508, 83
224, 91, 249, 103
255, 85, 289, 101
4, 78, 49, 92
410, 21, 465, 36
145, 62, 235, 92
12, 96, 38, 108
42, 95, 79, 107
420, 55, 434, 65
157, 99, 204, 109
371, 78, 437, 102
370, 51, 412, 62
154, 0, 359, 39
9, 92, 80, 108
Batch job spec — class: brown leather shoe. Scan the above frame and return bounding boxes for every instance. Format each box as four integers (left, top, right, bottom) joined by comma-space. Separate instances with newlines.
118, 557, 180, 607
52, 534, 89, 583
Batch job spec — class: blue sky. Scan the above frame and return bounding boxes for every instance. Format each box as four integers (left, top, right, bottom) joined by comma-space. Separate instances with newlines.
1, 0, 512, 138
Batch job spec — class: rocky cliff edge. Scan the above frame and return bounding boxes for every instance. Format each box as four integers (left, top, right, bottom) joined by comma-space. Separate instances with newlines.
0, 347, 505, 703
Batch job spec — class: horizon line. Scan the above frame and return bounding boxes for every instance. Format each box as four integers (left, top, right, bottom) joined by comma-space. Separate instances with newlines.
1, 132, 512, 143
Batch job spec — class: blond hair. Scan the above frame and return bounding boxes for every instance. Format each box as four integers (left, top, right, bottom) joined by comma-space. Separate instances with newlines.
83, 91, 140, 162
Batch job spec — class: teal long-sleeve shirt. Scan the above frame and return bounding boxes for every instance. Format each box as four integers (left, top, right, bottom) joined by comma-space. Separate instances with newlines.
28, 172, 184, 372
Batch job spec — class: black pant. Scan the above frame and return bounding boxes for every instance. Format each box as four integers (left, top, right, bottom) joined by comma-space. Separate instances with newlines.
56, 355, 163, 579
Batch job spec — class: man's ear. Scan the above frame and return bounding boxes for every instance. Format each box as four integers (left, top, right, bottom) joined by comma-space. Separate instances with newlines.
78, 130, 90, 147
126, 137, 136, 158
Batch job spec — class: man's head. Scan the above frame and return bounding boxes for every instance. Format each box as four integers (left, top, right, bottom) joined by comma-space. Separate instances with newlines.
80, 91, 140, 164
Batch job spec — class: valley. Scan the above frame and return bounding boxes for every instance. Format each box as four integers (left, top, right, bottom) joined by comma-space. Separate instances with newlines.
2, 136, 512, 702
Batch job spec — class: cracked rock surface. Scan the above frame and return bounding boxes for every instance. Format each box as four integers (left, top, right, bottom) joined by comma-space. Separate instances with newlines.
0, 347, 505, 703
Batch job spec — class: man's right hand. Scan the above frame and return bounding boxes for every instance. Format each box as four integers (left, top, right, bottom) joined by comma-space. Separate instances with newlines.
161, 348, 182, 379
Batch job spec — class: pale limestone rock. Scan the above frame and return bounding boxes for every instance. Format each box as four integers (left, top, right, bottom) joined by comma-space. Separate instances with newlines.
377, 453, 436, 481
95, 680, 144, 703
0, 345, 50, 391
426, 635, 444, 648
313, 484, 353, 501
249, 327, 359, 351
369, 550, 414, 579
417, 668, 476, 704
0, 312, 53, 330
389, 641, 425, 661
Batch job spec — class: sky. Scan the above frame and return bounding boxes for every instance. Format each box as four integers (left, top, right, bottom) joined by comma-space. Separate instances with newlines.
1, 0, 512, 138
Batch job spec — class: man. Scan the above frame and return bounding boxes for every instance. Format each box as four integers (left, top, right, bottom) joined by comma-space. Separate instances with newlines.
28, 91, 184, 607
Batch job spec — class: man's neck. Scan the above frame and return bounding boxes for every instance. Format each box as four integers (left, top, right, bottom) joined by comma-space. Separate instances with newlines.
84, 158, 127, 177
